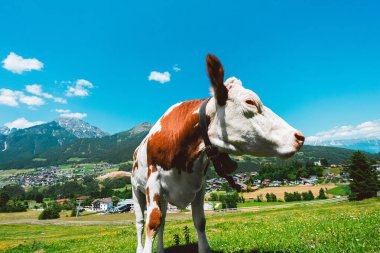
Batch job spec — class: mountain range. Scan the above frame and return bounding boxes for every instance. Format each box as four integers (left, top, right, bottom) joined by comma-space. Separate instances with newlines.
0, 119, 379, 170
307, 137, 380, 154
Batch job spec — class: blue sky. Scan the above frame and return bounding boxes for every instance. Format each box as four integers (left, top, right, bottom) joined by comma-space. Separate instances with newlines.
1, 1, 380, 138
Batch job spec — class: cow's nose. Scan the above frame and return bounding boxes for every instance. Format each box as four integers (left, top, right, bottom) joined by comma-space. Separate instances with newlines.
294, 131, 305, 143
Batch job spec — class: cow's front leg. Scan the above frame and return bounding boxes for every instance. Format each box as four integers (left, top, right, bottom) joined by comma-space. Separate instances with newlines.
143, 169, 165, 253
191, 187, 212, 253
156, 198, 167, 253
133, 186, 146, 253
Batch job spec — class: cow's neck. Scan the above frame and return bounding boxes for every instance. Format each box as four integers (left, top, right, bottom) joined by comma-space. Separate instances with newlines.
147, 99, 210, 173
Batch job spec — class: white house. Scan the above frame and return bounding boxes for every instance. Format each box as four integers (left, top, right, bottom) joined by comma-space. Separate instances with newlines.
91, 198, 113, 212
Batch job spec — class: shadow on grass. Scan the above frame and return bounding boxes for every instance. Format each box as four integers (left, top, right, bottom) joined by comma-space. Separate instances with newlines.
165, 243, 284, 253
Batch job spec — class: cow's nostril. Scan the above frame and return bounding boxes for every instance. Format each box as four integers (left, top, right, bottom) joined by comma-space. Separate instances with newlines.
295, 131, 305, 142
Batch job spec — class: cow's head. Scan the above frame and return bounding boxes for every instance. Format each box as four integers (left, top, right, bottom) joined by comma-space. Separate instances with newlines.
206, 54, 304, 158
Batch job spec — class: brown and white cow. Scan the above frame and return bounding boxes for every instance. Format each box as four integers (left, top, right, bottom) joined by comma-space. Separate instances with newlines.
131, 54, 304, 253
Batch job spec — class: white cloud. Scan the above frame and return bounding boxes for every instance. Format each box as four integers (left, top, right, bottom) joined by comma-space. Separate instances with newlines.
55, 109, 87, 119
173, 65, 181, 72
0, 88, 45, 108
65, 79, 94, 97
148, 71, 171, 84
55, 109, 70, 113
18, 95, 45, 107
55, 108, 65, 113
25, 84, 43, 95
60, 112, 87, 119
307, 119, 380, 143
0, 89, 21, 107
25, 84, 67, 104
2, 52, 44, 74
4, 118, 45, 129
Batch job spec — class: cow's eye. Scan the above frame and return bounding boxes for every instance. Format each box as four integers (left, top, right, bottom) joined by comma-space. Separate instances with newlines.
245, 99, 257, 107
245, 99, 262, 114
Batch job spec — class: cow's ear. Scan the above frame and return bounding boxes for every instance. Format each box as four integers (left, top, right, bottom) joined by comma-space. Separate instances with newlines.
206, 54, 228, 106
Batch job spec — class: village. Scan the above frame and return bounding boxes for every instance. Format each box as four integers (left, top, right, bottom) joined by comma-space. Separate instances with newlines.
51, 160, 361, 215
0, 163, 117, 188
1, 159, 379, 216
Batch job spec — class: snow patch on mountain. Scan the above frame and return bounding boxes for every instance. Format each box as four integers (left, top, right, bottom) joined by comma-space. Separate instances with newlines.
54, 117, 109, 138
0, 126, 11, 135
1, 141, 7, 152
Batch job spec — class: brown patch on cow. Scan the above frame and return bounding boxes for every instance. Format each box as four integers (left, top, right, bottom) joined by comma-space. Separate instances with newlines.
133, 147, 139, 171
206, 54, 228, 106
147, 99, 209, 172
133, 161, 138, 171
147, 207, 162, 238
153, 193, 160, 206
147, 165, 157, 178
146, 187, 150, 204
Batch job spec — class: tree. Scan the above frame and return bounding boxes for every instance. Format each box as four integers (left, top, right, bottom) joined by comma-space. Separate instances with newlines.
221, 182, 232, 192
209, 192, 218, 201
35, 193, 44, 203
0, 191, 10, 208
2, 185, 25, 201
38, 203, 61, 220
317, 188, 327, 199
220, 192, 239, 208
112, 196, 120, 206
302, 191, 314, 201
270, 193, 277, 202
349, 151, 379, 201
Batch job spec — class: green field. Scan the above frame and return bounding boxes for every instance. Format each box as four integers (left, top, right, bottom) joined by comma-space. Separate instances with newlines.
0, 169, 34, 178
0, 198, 379, 252
327, 185, 352, 196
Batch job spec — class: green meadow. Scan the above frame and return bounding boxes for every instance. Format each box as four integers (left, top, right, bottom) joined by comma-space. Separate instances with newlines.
0, 198, 379, 253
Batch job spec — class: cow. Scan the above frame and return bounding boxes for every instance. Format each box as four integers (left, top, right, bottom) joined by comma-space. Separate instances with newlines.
131, 54, 305, 253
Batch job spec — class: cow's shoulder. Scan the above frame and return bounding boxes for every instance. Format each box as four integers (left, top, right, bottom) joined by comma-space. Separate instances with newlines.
146, 99, 207, 172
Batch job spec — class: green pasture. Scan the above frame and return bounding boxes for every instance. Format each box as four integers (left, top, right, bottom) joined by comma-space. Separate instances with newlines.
327, 185, 352, 196
0, 198, 379, 253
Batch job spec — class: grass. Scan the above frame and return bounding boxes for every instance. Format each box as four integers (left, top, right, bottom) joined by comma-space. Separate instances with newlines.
0, 198, 379, 252
323, 167, 342, 176
0, 169, 34, 178
237, 200, 292, 207
32, 158, 47, 162
66, 157, 86, 162
327, 185, 352, 196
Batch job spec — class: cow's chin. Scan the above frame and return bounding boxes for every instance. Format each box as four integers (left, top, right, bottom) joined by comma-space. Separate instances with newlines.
275, 145, 302, 159
241, 145, 300, 159
215, 141, 301, 159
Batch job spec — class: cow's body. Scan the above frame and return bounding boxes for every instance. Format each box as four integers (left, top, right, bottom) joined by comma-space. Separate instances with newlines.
131, 55, 304, 253
132, 99, 211, 253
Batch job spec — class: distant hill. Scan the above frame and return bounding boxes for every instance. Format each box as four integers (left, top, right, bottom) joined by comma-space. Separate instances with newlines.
54, 118, 109, 139
35, 122, 152, 166
1, 119, 379, 170
307, 137, 380, 154
0, 118, 109, 169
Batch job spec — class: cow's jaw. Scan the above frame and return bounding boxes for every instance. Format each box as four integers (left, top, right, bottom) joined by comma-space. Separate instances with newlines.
206, 77, 303, 158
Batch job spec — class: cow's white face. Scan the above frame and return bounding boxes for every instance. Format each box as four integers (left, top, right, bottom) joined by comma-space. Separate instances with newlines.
206, 55, 304, 158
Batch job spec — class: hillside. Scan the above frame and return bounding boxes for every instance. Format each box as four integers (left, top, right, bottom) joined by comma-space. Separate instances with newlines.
1, 119, 379, 170
0, 122, 78, 168
37, 122, 152, 166
0, 119, 109, 169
